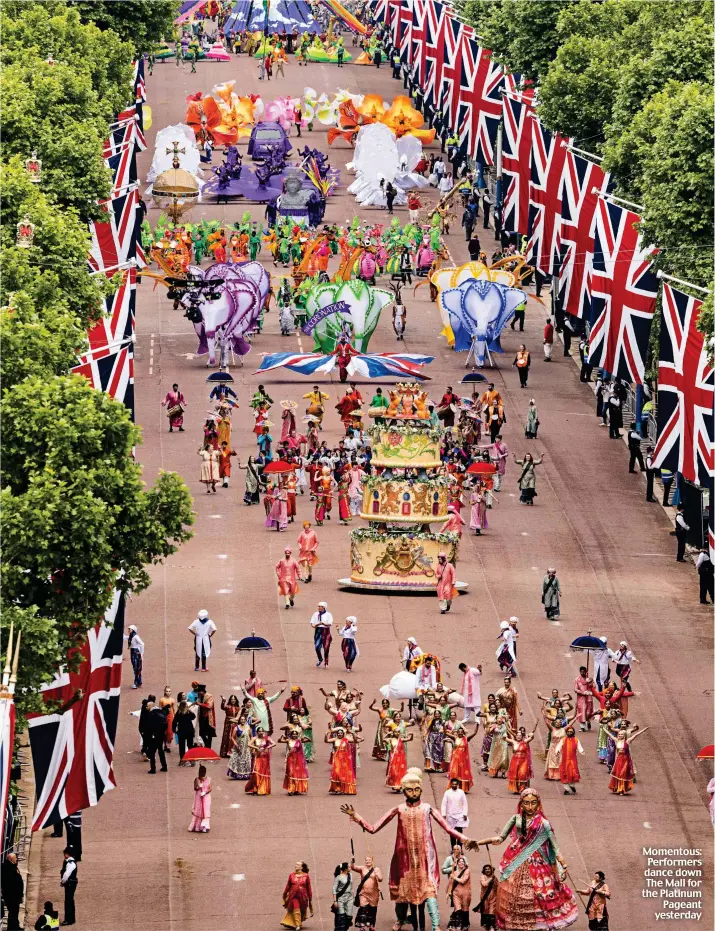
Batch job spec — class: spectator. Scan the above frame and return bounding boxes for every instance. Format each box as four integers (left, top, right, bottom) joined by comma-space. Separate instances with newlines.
543, 318, 554, 361
1, 853, 24, 930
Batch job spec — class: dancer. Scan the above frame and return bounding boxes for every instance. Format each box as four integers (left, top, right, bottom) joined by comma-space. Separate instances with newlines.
227, 712, 252, 780
514, 452, 544, 504
297, 521, 319, 582
477, 789, 578, 931
326, 727, 358, 795
558, 725, 585, 795
577, 872, 610, 931
369, 698, 402, 761
445, 857, 471, 930
198, 442, 220, 493
448, 725, 479, 792
311, 601, 333, 667
437, 553, 458, 614
574, 667, 595, 731
607, 725, 650, 795
188, 609, 216, 672
188, 765, 212, 832
219, 694, 241, 757
245, 727, 275, 795
276, 547, 301, 609
541, 567, 562, 619
505, 724, 536, 794
340, 616, 359, 671
279, 728, 310, 795
385, 722, 414, 790
281, 862, 313, 930
473, 864, 498, 930
161, 383, 186, 432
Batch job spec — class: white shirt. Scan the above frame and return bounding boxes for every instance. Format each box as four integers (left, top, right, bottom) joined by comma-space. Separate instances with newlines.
441, 787, 469, 826
188, 617, 217, 658
696, 552, 711, 569
676, 514, 689, 531
125, 631, 145, 655
340, 623, 357, 640
439, 177, 452, 194
610, 647, 635, 665
496, 628, 517, 661
310, 610, 333, 629
592, 647, 610, 674
415, 664, 437, 692
61, 859, 77, 885
403, 644, 423, 667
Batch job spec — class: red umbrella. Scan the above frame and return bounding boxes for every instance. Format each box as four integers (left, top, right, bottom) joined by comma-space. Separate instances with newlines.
466, 462, 497, 475
263, 460, 295, 475
182, 747, 221, 763
696, 745, 714, 760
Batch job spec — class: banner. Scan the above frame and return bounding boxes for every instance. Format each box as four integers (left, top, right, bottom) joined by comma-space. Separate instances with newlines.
301, 300, 351, 335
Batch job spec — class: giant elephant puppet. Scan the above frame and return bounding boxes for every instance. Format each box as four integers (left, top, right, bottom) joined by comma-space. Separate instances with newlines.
183, 261, 270, 365
440, 278, 527, 365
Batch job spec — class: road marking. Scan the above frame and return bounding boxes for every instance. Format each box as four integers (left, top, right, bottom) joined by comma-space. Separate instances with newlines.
531, 566, 538, 570
521, 532, 528, 536
643, 822, 652, 829
563, 653, 572, 658
552, 621, 562, 626
232, 874, 246, 881
230, 804, 241, 810
217, 588, 233, 594
208, 514, 223, 519
217, 554, 228, 559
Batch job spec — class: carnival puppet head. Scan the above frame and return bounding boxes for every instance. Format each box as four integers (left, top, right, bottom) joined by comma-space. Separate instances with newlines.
400, 767, 424, 804
518, 787, 543, 820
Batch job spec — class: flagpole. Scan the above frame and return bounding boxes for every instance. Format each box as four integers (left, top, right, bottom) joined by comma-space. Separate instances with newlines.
562, 142, 603, 162
76, 336, 135, 360
592, 189, 644, 212
656, 270, 711, 295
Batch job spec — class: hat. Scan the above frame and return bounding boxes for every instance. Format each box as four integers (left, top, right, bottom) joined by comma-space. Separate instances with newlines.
407, 637, 417, 644
500, 621, 509, 629
284, 546, 292, 553
547, 567, 556, 573
198, 609, 209, 620
509, 616, 519, 624
345, 616, 357, 625
619, 640, 627, 646
280, 399, 298, 410
318, 601, 328, 608
128, 624, 137, 632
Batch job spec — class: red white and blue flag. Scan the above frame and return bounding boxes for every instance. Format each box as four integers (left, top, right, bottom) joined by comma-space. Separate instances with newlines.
438, 13, 465, 131
0, 696, 15, 851
409, 0, 427, 86
653, 284, 714, 486
423, 0, 447, 111
28, 590, 125, 830
586, 197, 658, 385
457, 39, 514, 165
397, 0, 413, 65
525, 117, 570, 275
256, 351, 434, 380
501, 90, 534, 234
88, 188, 140, 274
557, 149, 611, 318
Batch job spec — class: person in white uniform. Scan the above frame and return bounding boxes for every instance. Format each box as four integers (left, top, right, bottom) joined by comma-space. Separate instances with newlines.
188, 609, 217, 672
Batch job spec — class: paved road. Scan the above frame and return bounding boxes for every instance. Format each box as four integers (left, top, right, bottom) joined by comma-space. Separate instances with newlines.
31, 49, 713, 931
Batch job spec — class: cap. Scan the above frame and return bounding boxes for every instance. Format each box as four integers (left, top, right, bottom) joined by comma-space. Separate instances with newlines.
407, 636, 417, 644
198, 609, 209, 620
509, 616, 519, 624
318, 601, 328, 608
128, 624, 137, 631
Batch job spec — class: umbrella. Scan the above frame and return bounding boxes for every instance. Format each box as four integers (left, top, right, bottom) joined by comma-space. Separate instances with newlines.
466, 462, 497, 475
235, 629, 272, 671
459, 372, 488, 384
696, 745, 714, 760
570, 631, 604, 675
206, 371, 235, 383
182, 746, 221, 763
263, 460, 295, 475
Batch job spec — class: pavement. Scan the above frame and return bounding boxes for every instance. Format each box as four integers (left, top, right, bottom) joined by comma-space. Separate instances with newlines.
27, 46, 713, 931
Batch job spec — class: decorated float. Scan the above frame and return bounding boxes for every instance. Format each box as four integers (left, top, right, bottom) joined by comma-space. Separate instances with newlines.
339, 383, 467, 593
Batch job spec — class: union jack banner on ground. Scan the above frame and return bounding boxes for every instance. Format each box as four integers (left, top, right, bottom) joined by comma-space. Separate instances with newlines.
423, 0, 447, 111
438, 13, 466, 132
557, 150, 611, 318
586, 197, 658, 385
501, 91, 534, 234
409, 0, 427, 86
525, 116, 570, 275
28, 590, 125, 830
653, 284, 714, 486
88, 187, 140, 273
457, 38, 514, 165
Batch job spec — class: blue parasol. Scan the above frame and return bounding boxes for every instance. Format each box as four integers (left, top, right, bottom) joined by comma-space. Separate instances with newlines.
235, 629, 272, 671
206, 371, 235, 383
570, 631, 605, 675
459, 372, 488, 384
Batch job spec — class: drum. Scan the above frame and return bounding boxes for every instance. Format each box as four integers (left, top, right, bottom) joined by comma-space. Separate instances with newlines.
167, 405, 184, 418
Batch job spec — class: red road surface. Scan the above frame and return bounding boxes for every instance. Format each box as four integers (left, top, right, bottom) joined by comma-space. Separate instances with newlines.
29, 49, 713, 931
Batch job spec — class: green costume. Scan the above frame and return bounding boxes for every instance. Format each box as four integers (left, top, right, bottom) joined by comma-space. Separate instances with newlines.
249, 225, 262, 261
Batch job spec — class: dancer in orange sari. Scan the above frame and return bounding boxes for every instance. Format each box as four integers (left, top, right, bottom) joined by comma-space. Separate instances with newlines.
448, 725, 478, 792
245, 727, 275, 795
385, 724, 415, 791
606, 725, 650, 795
505, 724, 537, 794
279, 729, 310, 795
297, 521, 319, 582
326, 727, 358, 794
558, 726, 585, 795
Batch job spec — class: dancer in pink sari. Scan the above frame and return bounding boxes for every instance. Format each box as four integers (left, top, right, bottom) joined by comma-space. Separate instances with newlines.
188, 766, 212, 833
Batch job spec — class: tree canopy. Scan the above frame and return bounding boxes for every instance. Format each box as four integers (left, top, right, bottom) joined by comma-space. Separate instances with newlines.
0, 0, 193, 722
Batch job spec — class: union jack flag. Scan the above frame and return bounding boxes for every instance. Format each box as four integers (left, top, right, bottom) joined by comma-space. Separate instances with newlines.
457, 38, 514, 165
525, 116, 570, 275
88, 187, 140, 273
556, 149, 611, 318
653, 284, 714, 486
256, 350, 434, 380
0, 697, 15, 851
586, 197, 658, 385
439, 14, 466, 131
28, 590, 125, 830
115, 103, 146, 152
423, 0, 447, 111
409, 0, 427, 86
501, 91, 534, 234
397, 0, 413, 65
370, 0, 390, 22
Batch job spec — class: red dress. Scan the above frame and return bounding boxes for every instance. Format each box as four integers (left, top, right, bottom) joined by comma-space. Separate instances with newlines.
559, 737, 581, 785
506, 740, 533, 793
283, 739, 309, 794
385, 737, 408, 789
245, 742, 272, 795
329, 738, 356, 794
448, 737, 473, 792
282, 871, 313, 928
608, 740, 635, 794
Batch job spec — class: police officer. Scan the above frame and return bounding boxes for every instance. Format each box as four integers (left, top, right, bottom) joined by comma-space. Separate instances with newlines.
644, 446, 657, 502
60, 848, 78, 926
627, 422, 645, 473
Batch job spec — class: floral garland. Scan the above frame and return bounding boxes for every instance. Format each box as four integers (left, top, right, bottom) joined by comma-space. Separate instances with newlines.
361, 474, 450, 489
367, 423, 443, 443
350, 528, 460, 545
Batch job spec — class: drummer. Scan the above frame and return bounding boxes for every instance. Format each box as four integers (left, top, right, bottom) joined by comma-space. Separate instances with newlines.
161, 383, 186, 433
436, 385, 461, 428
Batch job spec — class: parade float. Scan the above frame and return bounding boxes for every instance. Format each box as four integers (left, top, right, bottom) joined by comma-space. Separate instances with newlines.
339, 383, 467, 593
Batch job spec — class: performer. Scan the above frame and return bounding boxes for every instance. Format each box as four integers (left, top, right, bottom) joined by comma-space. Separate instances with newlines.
161, 383, 186, 432
297, 521, 319, 582
245, 727, 275, 795
474, 864, 498, 930
477, 788, 578, 931
447, 725, 478, 792
385, 722, 414, 790
445, 856, 471, 929
218, 694, 241, 758
278, 729, 310, 795
342, 769, 478, 931
334, 334, 360, 383
558, 725, 585, 795
351, 856, 383, 931
188, 609, 217, 672
303, 385, 330, 428
188, 765, 212, 832
281, 862, 313, 930
275, 546, 301, 609
577, 872, 610, 931
437, 553, 458, 614
326, 727, 358, 794
311, 601, 334, 668
505, 725, 536, 794
496, 677, 522, 733
198, 443, 219, 494
218, 441, 236, 488
606, 725, 650, 795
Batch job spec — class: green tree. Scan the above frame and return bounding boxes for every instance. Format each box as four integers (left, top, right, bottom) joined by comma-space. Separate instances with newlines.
696, 289, 714, 363
69, 0, 180, 52
1, 376, 194, 713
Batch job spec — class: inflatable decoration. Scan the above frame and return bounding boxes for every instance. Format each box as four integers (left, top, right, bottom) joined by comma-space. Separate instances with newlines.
431, 262, 527, 363
303, 280, 392, 353
381, 96, 436, 144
